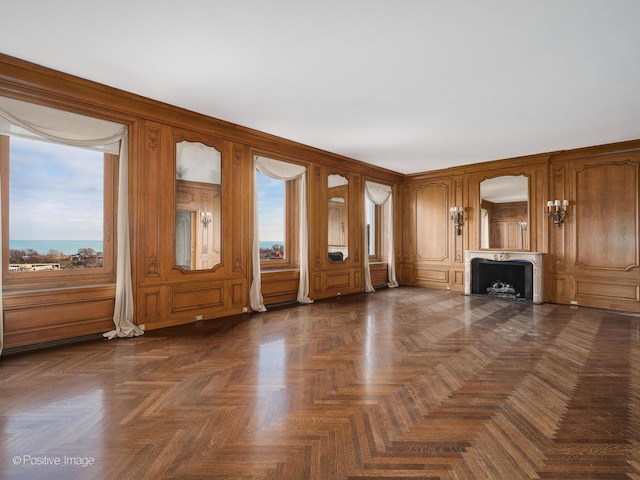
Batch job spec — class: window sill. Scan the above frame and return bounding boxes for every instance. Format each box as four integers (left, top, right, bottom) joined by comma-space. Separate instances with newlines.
260, 267, 300, 274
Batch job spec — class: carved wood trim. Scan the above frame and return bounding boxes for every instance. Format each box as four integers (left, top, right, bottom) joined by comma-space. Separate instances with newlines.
147, 253, 159, 276
233, 145, 244, 271
143, 125, 162, 278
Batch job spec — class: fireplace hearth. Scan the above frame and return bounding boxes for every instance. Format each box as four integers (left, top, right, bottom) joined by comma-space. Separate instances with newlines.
464, 250, 544, 304
471, 258, 533, 301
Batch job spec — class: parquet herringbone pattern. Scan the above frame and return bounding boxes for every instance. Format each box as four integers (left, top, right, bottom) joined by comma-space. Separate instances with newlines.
1, 287, 639, 479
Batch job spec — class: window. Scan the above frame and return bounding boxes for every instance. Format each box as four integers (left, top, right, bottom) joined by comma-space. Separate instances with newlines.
1, 134, 117, 289
366, 197, 387, 261
256, 171, 299, 268
365, 196, 376, 257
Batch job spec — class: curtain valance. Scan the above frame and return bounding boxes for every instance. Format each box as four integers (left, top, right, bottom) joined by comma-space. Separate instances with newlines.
0, 96, 123, 153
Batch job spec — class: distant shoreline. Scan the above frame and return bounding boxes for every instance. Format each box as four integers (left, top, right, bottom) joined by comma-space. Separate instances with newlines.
259, 241, 284, 250
10, 239, 283, 256
9, 240, 103, 256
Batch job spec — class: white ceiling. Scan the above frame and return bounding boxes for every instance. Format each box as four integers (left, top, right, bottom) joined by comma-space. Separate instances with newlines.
2, 1, 640, 175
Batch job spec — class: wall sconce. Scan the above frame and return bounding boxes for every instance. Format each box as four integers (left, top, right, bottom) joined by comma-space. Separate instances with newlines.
518, 219, 528, 232
200, 211, 212, 229
546, 199, 569, 226
450, 206, 464, 236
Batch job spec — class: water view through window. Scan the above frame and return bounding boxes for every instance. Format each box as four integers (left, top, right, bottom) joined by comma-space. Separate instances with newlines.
8, 136, 105, 272
256, 171, 286, 260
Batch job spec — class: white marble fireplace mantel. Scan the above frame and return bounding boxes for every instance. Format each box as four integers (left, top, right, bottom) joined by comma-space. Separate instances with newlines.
464, 250, 544, 304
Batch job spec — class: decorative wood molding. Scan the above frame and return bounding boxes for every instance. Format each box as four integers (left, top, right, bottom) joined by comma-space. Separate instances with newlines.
147, 253, 159, 276
148, 128, 158, 149
553, 166, 563, 182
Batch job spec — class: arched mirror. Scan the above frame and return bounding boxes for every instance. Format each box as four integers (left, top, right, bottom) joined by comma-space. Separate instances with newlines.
175, 140, 222, 270
327, 174, 349, 262
480, 175, 529, 250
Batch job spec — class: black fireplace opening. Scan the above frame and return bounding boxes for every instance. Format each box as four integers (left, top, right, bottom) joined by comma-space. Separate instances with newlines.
471, 258, 533, 301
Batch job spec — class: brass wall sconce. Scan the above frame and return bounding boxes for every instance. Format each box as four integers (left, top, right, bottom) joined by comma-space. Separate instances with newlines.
546, 199, 569, 226
200, 211, 212, 229
450, 206, 464, 235
518, 219, 528, 232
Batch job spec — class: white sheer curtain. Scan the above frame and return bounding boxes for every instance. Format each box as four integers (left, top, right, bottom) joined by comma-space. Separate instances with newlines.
0, 97, 143, 353
364, 181, 399, 293
250, 155, 313, 311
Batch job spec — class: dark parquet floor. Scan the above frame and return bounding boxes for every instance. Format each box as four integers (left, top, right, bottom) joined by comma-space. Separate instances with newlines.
1, 287, 639, 479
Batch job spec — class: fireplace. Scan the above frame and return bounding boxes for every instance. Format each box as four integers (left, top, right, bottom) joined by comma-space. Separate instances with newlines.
464, 250, 544, 304
471, 258, 532, 301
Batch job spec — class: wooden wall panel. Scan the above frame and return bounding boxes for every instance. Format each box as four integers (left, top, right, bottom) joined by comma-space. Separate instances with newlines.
415, 268, 449, 283
548, 164, 568, 274
453, 178, 464, 263
415, 183, 449, 262
575, 279, 639, 302
143, 290, 161, 319
172, 285, 224, 312
564, 154, 640, 311
141, 123, 162, 280
231, 145, 246, 272
404, 177, 462, 291
369, 263, 389, 288
326, 272, 351, 289
3, 286, 115, 348
261, 270, 300, 306
231, 281, 244, 306
575, 161, 639, 270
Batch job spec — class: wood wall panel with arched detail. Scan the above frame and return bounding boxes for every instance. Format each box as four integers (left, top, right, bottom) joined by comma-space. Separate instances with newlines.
404, 178, 464, 290
566, 153, 640, 311
574, 160, 639, 271
414, 182, 449, 262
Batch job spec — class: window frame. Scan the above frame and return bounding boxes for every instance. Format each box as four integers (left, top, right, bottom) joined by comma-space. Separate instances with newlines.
1, 134, 118, 291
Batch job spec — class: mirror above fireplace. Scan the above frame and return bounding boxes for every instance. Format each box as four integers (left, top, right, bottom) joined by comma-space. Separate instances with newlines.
479, 175, 529, 251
